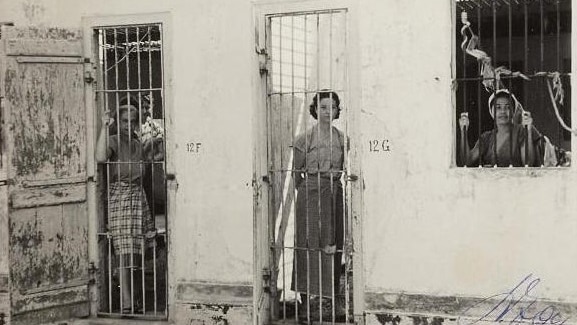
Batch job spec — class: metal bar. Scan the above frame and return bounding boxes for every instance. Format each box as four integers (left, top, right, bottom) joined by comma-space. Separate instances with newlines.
524, 1, 528, 107
343, 10, 351, 323
148, 25, 158, 316
153, 234, 158, 315
556, 0, 562, 144
96, 88, 163, 93
125, 26, 137, 315
159, 23, 168, 314
303, 13, 311, 324
265, 16, 274, 322
453, 72, 570, 81
509, 2, 513, 166
266, 9, 347, 19
540, 0, 544, 71
493, 0, 497, 66
101, 28, 114, 315
135, 31, 151, 314
537, 0, 544, 162
108, 234, 112, 313
119, 254, 124, 313
147, 32, 159, 316
477, 5, 483, 167
278, 19, 285, 320
290, 14, 299, 322
268, 89, 346, 96
113, 28, 123, 313
462, 6, 468, 162
282, 242, 286, 320
142, 236, 146, 314
492, 0, 498, 166
328, 10, 336, 324
315, 13, 323, 324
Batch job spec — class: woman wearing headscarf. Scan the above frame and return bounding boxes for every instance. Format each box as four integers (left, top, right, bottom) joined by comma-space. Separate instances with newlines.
459, 89, 543, 167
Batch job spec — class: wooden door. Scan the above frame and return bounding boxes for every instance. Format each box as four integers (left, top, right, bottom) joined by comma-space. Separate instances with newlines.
1, 26, 90, 325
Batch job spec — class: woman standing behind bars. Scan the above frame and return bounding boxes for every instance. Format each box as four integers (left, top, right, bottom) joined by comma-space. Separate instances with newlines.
459, 89, 542, 167
95, 99, 156, 313
291, 90, 345, 320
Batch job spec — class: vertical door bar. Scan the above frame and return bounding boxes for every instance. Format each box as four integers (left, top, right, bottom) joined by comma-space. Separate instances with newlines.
147, 25, 158, 316
343, 10, 351, 322
278, 16, 286, 320
508, 2, 513, 165
303, 13, 311, 323
112, 28, 124, 313
477, 5, 483, 167
124, 26, 136, 315
290, 14, 299, 322
135, 26, 146, 315
328, 10, 336, 324
314, 13, 323, 323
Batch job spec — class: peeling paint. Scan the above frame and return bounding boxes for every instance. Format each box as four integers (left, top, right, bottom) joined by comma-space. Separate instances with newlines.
4, 54, 85, 182
376, 313, 402, 325
409, 315, 444, 325
175, 303, 251, 325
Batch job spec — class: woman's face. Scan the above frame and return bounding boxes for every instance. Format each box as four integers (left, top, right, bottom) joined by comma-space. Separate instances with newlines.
317, 97, 338, 123
119, 109, 139, 137
494, 96, 513, 125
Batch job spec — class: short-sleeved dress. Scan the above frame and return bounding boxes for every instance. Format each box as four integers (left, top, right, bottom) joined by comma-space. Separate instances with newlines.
291, 126, 345, 298
107, 134, 154, 256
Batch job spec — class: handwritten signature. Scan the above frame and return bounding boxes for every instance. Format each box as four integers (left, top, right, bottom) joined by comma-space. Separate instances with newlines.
463, 274, 570, 325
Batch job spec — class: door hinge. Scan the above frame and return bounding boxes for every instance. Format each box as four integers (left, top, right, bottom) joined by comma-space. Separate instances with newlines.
262, 268, 271, 293
84, 70, 95, 84
84, 59, 95, 84
257, 47, 269, 75
87, 262, 98, 285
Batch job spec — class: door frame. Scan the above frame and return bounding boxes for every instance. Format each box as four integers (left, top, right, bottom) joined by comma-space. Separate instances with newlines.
252, 0, 364, 323
81, 12, 174, 317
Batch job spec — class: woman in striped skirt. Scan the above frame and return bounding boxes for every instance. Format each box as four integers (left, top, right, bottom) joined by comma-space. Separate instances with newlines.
96, 99, 156, 314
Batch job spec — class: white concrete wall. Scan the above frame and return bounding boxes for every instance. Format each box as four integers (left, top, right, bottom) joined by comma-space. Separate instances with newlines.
358, 0, 577, 303
1, 0, 577, 316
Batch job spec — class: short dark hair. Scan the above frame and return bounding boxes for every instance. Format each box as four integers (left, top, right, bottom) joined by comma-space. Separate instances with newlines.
309, 91, 341, 120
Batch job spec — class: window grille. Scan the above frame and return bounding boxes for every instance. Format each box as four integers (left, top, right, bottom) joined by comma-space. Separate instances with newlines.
455, 0, 571, 168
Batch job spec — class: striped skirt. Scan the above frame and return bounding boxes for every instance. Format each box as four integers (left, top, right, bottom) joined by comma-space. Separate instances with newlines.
108, 181, 153, 256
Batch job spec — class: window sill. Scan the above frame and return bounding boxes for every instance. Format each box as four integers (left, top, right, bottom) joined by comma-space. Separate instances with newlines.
449, 165, 572, 179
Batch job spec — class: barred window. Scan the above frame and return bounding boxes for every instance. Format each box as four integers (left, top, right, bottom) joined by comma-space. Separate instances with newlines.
455, 0, 571, 168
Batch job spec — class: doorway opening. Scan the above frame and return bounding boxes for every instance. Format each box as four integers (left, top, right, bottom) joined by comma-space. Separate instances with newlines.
92, 23, 168, 320
263, 9, 354, 324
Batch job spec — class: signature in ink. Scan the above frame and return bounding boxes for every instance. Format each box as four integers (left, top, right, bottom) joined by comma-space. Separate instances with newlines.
462, 274, 570, 325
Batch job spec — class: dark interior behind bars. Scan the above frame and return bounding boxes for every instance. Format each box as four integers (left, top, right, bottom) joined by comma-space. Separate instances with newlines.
455, 0, 571, 167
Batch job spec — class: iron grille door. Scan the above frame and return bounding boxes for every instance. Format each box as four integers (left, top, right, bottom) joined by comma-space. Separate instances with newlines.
264, 9, 355, 324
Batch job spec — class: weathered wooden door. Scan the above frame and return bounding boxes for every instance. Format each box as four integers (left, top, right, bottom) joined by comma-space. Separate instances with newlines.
1, 26, 90, 325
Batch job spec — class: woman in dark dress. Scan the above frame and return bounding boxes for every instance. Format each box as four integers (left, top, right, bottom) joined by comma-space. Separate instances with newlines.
291, 90, 345, 321
460, 89, 542, 167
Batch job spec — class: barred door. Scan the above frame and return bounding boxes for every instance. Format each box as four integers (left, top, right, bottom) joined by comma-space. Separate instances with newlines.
90, 23, 168, 320
262, 9, 355, 324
